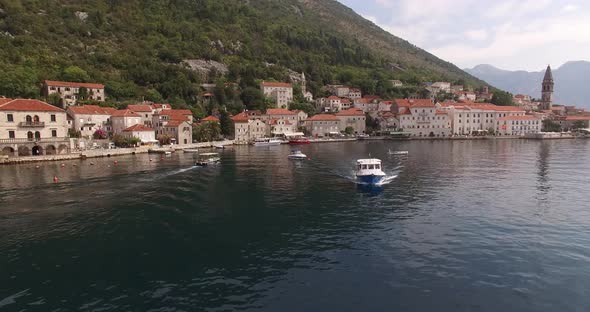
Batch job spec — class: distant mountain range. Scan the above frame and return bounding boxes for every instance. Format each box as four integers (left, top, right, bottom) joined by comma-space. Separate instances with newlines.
465, 61, 590, 108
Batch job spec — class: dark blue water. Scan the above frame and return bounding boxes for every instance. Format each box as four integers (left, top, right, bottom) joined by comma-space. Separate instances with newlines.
1, 140, 590, 311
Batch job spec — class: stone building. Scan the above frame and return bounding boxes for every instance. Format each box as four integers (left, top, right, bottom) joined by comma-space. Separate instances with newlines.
42, 80, 105, 107
335, 108, 366, 134
111, 109, 142, 134
122, 124, 157, 144
231, 112, 267, 144
0, 98, 70, 156
261, 82, 293, 108
304, 114, 341, 137
67, 105, 116, 138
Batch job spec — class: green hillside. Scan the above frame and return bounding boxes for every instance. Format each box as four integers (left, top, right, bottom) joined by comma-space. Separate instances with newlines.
0, 0, 487, 112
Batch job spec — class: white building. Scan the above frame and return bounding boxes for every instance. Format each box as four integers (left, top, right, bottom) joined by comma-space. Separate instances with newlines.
111, 109, 142, 134
122, 124, 157, 144
441, 102, 526, 135
398, 100, 451, 137
261, 82, 293, 108
497, 115, 542, 136
390, 80, 403, 87
67, 105, 116, 138
348, 88, 362, 99
0, 98, 70, 156
42, 80, 105, 107
427, 82, 451, 94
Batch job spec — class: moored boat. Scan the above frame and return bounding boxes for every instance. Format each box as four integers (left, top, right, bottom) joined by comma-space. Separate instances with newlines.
253, 138, 282, 146
388, 149, 408, 156
355, 158, 386, 185
288, 137, 311, 145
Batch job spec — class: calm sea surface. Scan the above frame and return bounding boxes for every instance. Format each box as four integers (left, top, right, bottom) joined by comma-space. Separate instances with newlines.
1, 139, 590, 311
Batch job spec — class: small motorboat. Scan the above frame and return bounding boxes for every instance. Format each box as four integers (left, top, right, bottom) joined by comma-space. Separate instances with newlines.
388, 149, 408, 156
356, 158, 386, 185
183, 148, 199, 153
164, 151, 172, 157
357, 134, 370, 140
214, 145, 225, 149
287, 150, 307, 160
195, 153, 220, 166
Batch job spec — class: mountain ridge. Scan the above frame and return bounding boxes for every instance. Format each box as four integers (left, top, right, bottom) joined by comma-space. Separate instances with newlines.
0, 0, 486, 107
465, 61, 590, 108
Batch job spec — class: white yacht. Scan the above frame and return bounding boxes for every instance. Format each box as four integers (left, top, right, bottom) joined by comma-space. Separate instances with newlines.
388, 149, 408, 156
287, 150, 307, 160
355, 158, 386, 185
253, 138, 282, 147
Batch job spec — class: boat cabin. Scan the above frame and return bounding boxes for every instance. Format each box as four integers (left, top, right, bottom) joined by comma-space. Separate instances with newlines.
356, 159, 382, 171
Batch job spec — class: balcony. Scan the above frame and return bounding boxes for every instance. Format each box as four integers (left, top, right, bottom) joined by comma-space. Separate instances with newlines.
0, 137, 69, 144
18, 121, 45, 128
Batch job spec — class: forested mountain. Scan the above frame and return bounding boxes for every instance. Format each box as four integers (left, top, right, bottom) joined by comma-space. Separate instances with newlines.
465, 61, 590, 109
0, 0, 486, 112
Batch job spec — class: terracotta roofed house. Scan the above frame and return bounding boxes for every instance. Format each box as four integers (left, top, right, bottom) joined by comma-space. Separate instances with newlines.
304, 114, 341, 137
42, 80, 105, 107
261, 82, 293, 108
335, 108, 366, 134
111, 109, 142, 134
122, 124, 157, 144
0, 98, 70, 156
67, 105, 116, 137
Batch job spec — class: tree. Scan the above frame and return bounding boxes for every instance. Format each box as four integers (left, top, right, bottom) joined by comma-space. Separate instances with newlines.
157, 134, 172, 145
491, 91, 514, 106
572, 120, 586, 129
240, 87, 265, 110
344, 126, 354, 135
365, 113, 379, 133
78, 87, 89, 101
47, 93, 63, 108
61, 66, 90, 82
93, 129, 108, 139
289, 102, 316, 116
219, 110, 234, 137
542, 119, 561, 132
193, 122, 221, 142
145, 89, 164, 103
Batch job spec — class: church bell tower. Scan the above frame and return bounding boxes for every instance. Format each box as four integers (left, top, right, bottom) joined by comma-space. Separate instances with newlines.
541, 65, 554, 110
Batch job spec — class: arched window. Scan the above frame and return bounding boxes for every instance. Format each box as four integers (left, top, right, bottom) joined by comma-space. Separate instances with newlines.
33, 115, 40, 123
34, 131, 41, 139
27, 131, 33, 140
26, 115, 32, 123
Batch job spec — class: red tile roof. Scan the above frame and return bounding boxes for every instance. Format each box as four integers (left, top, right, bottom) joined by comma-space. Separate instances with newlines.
166, 120, 189, 127
158, 109, 192, 116
44, 80, 104, 89
341, 98, 351, 104
151, 103, 170, 109
565, 115, 590, 121
261, 81, 292, 88
111, 109, 141, 117
0, 98, 64, 112
68, 105, 116, 115
266, 108, 296, 115
231, 112, 249, 123
335, 108, 364, 116
394, 99, 434, 108
306, 114, 339, 121
123, 124, 154, 132
127, 104, 153, 112
201, 115, 220, 122
327, 95, 341, 100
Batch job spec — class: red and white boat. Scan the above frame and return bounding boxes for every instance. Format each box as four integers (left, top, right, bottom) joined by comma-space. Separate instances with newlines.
288, 137, 310, 145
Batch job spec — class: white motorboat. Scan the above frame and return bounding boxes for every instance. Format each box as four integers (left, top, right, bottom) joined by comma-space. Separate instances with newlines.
195, 152, 220, 166
183, 148, 199, 153
287, 150, 307, 160
355, 158, 386, 185
253, 137, 282, 147
388, 149, 409, 156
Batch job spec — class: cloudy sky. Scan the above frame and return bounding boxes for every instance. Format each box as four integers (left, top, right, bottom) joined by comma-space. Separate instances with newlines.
337, 0, 590, 71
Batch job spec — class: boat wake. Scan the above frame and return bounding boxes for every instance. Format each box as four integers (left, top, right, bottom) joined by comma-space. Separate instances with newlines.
337, 171, 399, 186
164, 166, 199, 176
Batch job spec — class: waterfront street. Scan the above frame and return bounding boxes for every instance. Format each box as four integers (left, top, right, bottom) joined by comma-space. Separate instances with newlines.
1, 140, 590, 311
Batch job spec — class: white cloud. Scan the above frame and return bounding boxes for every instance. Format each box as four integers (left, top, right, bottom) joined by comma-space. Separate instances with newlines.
340, 0, 590, 70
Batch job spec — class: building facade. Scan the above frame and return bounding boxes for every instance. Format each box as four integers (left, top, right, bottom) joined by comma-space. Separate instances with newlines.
496, 115, 542, 136
67, 105, 116, 138
335, 108, 366, 134
304, 114, 340, 137
231, 112, 267, 144
42, 80, 105, 107
0, 99, 70, 156
261, 82, 293, 108
122, 124, 157, 144
111, 109, 142, 134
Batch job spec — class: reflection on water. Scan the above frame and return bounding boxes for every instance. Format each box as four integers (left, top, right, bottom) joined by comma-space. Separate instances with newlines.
1, 140, 590, 311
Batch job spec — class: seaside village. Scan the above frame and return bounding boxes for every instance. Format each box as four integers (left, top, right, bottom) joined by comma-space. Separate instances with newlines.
1, 65, 589, 158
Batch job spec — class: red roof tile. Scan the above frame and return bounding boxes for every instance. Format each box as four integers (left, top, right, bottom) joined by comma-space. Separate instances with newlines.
0, 99, 64, 112
306, 114, 339, 121
335, 108, 364, 116
564, 115, 590, 121
123, 124, 154, 132
68, 105, 116, 115
127, 104, 153, 112
44, 80, 104, 89
201, 115, 220, 122
266, 108, 296, 115
166, 120, 189, 127
498, 115, 538, 121
111, 109, 141, 117
231, 112, 249, 123
394, 99, 434, 107
327, 95, 341, 100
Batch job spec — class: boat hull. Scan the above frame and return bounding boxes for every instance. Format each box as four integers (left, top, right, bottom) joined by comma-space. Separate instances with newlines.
356, 174, 386, 185
288, 140, 310, 145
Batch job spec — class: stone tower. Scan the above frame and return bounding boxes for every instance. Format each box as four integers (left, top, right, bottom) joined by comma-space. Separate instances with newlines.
540, 65, 554, 110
